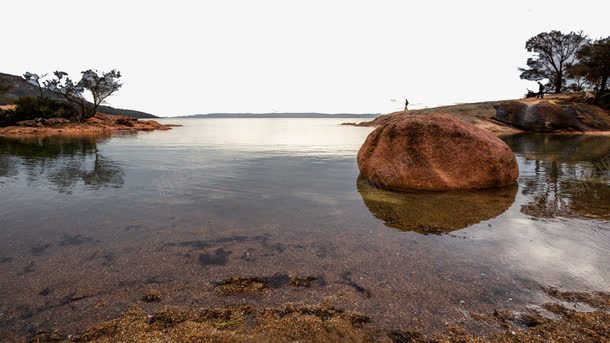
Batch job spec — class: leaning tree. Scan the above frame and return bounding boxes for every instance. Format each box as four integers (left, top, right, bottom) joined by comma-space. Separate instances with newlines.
519, 31, 588, 94
43, 69, 122, 122
79, 69, 122, 115
44, 71, 88, 121
23, 72, 47, 98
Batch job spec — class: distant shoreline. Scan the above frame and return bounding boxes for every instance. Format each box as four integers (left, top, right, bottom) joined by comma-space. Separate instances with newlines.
172, 113, 380, 119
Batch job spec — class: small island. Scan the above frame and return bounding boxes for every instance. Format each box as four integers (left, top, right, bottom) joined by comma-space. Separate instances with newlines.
0, 70, 177, 137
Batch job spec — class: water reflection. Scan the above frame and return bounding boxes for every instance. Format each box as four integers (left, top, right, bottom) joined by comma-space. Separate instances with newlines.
357, 176, 517, 234
0, 135, 124, 193
503, 134, 610, 220
0, 119, 609, 341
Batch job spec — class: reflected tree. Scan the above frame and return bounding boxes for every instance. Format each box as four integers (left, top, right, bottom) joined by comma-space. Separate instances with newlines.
503, 134, 610, 220
0, 135, 124, 193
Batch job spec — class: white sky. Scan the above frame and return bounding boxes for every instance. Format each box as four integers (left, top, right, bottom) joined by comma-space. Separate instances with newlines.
3, 1, 608, 116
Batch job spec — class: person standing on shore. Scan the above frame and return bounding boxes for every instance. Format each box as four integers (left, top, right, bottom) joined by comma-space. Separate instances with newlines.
537, 82, 545, 98
404, 98, 409, 111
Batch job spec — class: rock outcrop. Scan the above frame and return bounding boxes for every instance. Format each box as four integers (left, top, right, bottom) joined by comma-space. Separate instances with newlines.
494, 100, 610, 132
357, 113, 519, 191
346, 93, 610, 135
17, 117, 70, 127
0, 113, 177, 137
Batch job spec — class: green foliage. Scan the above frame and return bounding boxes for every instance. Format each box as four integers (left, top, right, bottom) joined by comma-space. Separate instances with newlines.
598, 92, 610, 110
519, 31, 588, 94
14, 96, 76, 118
43, 69, 122, 122
569, 37, 609, 99
0, 96, 77, 127
0, 109, 18, 127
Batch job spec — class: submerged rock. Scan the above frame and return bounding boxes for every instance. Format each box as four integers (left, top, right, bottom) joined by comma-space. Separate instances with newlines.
357, 177, 517, 233
494, 100, 610, 132
357, 113, 518, 191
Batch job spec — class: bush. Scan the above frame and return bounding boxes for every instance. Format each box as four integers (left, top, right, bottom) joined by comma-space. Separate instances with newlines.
0, 96, 77, 127
0, 109, 18, 127
598, 91, 610, 110
13, 96, 77, 119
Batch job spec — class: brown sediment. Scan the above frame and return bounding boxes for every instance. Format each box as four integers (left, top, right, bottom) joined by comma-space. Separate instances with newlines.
30, 304, 373, 343
0, 113, 179, 137
28, 290, 610, 343
141, 289, 161, 303
289, 275, 319, 288
213, 274, 323, 296
214, 276, 271, 295
542, 287, 610, 310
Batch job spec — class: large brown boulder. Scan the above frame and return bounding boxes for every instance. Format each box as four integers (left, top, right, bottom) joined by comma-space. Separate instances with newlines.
357, 113, 518, 191
494, 100, 610, 132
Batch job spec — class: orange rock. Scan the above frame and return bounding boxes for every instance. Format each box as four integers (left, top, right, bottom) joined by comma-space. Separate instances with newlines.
357, 113, 518, 191
0, 112, 178, 137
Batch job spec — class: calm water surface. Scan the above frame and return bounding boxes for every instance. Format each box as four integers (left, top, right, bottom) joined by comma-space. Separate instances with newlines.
0, 119, 609, 340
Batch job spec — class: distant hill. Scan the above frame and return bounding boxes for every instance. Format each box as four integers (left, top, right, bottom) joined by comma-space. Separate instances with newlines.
96, 106, 158, 118
177, 113, 380, 119
0, 72, 158, 118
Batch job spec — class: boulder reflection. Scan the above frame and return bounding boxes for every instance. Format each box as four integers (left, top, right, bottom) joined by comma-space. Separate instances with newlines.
357, 176, 517, 234
503, 134, 610, 220
0, 135, 124, 193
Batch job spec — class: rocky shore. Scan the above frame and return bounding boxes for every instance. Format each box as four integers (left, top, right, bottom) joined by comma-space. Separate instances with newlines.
345, 93, 610, 135
0, 112, 178, 137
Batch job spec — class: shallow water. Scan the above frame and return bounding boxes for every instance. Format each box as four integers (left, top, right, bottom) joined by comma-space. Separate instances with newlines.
0, 119, 608, 340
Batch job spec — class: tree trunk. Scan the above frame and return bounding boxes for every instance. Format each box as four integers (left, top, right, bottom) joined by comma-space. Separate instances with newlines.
92, 94, 98, 118
555, 70, 562, 94
596, 74, 608, 102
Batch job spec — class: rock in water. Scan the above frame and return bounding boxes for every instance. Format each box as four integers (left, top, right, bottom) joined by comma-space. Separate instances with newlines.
357, 113, 518, 191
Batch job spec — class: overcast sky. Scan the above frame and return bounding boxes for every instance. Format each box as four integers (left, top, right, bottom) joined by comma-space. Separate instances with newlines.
3, 1, 608, 116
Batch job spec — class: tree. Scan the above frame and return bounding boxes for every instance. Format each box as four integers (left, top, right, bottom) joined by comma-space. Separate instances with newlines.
43, 70, 122, 122
519, 31, 588, 94
44, 71, 88, 121
79, 69, 122, 115
568, 37, 610, 100
23, 72, 47, 98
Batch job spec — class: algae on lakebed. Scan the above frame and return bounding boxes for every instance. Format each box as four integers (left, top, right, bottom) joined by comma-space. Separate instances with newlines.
30, 290, 610, 343
213, 274, 324, 296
